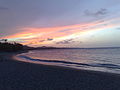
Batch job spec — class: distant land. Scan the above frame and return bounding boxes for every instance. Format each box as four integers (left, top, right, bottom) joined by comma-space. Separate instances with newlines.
25, 46, 120, 50
0, 39, 120, 52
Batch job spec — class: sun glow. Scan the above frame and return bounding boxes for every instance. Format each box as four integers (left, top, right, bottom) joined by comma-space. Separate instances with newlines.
1, 17, 120, 47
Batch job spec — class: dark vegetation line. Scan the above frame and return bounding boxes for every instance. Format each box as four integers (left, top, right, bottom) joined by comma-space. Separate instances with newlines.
0, 39, 23, 52
0, 39, 120, 52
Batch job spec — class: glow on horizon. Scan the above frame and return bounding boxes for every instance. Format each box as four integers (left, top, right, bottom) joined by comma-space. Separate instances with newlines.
1, 18, 120, 47
0, 0, 120, 47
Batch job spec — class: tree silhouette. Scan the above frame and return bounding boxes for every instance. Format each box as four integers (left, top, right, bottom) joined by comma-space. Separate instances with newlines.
0, 39, 7, 42
0, 39, 23, 52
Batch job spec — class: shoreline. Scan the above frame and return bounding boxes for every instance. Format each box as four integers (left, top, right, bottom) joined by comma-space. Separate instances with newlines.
0, 52, 120, 90
14, 51, 120, 75
13, 53, 120, 76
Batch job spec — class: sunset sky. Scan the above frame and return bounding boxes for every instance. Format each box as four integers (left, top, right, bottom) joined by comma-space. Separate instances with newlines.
0, 0, 120, 47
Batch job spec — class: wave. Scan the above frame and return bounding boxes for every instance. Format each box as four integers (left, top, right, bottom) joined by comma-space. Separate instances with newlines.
18, 55, 120, 70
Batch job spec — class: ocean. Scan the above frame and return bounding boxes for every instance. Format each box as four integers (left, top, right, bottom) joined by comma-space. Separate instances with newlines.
16, 48, 120, 74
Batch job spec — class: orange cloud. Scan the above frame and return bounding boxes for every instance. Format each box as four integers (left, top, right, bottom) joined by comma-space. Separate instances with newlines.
1, 18, 120, 46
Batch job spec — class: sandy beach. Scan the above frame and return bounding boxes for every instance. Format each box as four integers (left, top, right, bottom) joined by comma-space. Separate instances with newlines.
0, 53, 120, 90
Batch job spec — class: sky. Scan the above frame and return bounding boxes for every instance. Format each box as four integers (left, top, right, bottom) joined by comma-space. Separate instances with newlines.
0, 0, 120, 47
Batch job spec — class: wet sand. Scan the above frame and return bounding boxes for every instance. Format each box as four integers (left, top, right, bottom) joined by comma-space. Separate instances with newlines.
0, 53, 120, 90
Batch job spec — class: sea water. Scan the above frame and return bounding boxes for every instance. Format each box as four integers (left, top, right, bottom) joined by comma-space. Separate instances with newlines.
16, 48, 120, 74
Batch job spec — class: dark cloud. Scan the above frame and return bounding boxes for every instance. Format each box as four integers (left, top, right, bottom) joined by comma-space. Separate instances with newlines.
39, 38, 53, 42
116, 28, 120, 30
56, 39, 75, 44
80, 41, 83, 43
39, 40, 45, 42
0, 6, 9, 10
47, 38, 53, 41
84, 8, 108, 17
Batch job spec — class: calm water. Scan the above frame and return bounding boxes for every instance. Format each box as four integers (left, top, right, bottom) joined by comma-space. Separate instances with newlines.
16, 48, 120, 74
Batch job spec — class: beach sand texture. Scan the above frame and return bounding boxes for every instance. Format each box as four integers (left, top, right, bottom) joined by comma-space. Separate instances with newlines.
0, 53, 120, 90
